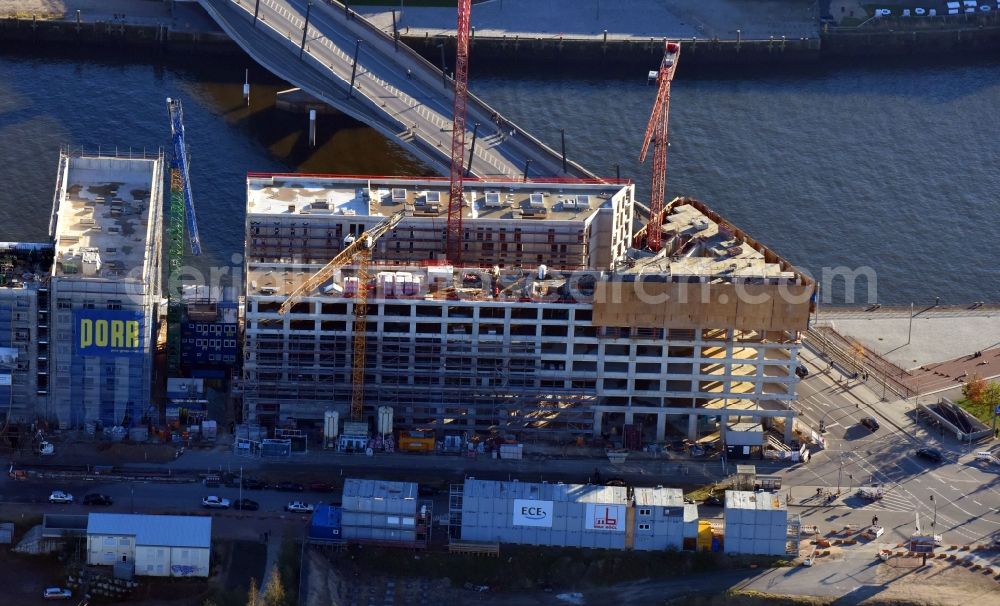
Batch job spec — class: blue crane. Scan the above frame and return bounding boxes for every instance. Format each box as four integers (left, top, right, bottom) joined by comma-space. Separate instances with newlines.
166, 97, 203, 256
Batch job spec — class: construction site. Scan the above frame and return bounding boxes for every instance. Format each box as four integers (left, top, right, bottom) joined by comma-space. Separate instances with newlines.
241, 176, 814, 447
238, 22, 814, 450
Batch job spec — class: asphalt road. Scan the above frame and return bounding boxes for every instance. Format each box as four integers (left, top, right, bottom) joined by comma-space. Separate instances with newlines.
787, 346, 1000, 547
205, 0, 583, 180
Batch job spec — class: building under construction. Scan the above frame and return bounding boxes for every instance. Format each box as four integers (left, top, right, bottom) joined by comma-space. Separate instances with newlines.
242, 174, 813, 444
0, 149, 164, 430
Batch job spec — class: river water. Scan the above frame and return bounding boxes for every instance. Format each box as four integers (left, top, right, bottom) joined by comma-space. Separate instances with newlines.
0, 47, 997, 304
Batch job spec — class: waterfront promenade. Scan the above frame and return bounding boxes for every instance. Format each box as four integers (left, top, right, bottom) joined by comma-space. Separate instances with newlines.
359, 0, 821, 41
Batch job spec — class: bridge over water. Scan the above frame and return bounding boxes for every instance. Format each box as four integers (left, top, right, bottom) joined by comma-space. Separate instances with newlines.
198, 0, 598, 181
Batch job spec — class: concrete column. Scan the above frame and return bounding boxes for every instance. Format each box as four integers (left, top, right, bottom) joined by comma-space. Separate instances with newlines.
593, 410, 603, 435
624, 410, 634, 425
687, 413, 698, 440
784, 413, 794, 444
656, 413, 667, 442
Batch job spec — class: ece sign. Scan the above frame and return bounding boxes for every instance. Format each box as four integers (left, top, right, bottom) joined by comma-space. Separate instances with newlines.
74, 310, 144, 358
513, 499, 553, 528
585, 504, 626, 532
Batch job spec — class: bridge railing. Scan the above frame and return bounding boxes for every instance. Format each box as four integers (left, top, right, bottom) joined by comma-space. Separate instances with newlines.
209, 0, 452, 173
323, 0, 597, 179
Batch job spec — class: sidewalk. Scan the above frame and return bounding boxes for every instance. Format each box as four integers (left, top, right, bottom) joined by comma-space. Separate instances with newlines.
356, 0, 820, 41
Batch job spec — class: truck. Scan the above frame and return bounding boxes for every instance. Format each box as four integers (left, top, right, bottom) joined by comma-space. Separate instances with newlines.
398, 431, 435, 453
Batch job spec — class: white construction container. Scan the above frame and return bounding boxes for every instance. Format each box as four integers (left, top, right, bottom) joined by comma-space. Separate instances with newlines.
377, 272, 395, 296
723, 490, 788, 556
201, 420, 217, 440
499, 444, 523, 460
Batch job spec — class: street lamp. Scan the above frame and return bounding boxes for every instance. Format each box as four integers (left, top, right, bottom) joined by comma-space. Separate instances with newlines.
929, 494, 937, 529
836, 454, 844, 495
848, 473, 853, 494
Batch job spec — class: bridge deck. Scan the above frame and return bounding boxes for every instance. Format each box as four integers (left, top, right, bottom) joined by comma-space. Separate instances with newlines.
199, 0, 596, 181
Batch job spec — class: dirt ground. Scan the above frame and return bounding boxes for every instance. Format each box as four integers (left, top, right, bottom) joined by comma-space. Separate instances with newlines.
14, 441, 180, 466
0, 549, 72, 605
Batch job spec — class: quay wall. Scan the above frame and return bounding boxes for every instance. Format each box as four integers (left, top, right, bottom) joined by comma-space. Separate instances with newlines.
2, 9, 1000, 64
0, 15, 238, 53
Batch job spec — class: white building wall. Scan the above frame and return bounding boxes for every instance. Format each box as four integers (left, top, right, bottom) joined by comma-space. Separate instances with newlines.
135, 545, 210, 577
86, 534, 134, 566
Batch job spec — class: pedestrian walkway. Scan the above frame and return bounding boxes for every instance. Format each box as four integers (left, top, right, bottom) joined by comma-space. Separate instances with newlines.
358, 0, 820, 41
258, 528, 283, 593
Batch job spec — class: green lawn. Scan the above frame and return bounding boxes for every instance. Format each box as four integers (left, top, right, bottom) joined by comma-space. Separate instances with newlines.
956, 398, 997, 428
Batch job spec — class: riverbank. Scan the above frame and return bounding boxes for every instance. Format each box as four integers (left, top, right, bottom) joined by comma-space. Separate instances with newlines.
3, 1, 1000, 66
0, 0, 236, 53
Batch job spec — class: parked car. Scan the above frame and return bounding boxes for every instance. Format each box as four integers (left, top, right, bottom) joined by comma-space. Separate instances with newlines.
48, 491, 74, 504
202, 496, 231, 509
232, 498, 260, 511
242, 478, 267, 490
285, 501, 314, 514
274, 482, 305, 492
915, 448, 943, 464
860, 417, 880, 432
669, 439, 687, 453
82, 493, 113, 506
604, 478, 626, 487
43, 587, 72, 600
308, 482, 335, 493
795, 365, 809, 378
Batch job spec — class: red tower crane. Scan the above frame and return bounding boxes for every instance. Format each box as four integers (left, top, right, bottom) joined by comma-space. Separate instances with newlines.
445, 0, 472, 264
639, 40, 681, 252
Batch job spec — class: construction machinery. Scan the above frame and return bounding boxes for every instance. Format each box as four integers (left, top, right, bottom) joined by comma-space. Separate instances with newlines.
444, 0, 473, 264
639, 41, 681, 252
166, 97, 203, 375
279, 210, 405, 422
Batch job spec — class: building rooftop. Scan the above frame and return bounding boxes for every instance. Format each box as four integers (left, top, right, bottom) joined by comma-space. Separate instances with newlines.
244, 197, 810, 302
0, 243, 53, 288
87, 513, 211, 548
633, 486, 685, 508
342, 478, 418, 501
625, 200, 798, 282
725, 490, 786, 512
52, 153, 160, 281
463, 479, 629, 505
246, 174, 625, 223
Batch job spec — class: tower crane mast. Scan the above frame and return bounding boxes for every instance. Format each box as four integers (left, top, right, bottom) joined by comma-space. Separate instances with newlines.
639, 41, 681, 253
278, 210, 404, 422
165, 97, 203, 376
445, 0, 472, 264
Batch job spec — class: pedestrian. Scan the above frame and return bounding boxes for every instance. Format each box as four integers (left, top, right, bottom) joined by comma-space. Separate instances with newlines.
510, 129, 516, 138
406, 69, 412, 79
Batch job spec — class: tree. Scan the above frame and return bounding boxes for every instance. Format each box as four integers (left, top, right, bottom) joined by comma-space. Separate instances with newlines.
981, 381, 1000, 411
246, 578, 260, 606
963, 374, 986, 404
261, 565, 287, 606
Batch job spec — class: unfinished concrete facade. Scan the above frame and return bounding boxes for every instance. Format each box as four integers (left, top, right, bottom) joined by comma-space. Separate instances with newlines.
47, 149, 165, 428
242, 175, 814, 444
